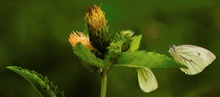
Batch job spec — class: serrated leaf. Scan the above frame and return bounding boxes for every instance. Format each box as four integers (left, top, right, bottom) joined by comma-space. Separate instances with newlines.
129, 35, 142, 51
117, 51, 186, 68
73, 43, 106, 68
6, 66, 65, 97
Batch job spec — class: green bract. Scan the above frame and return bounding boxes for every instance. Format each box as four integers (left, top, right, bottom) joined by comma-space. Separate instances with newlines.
73, 43, 106, 68
128, 35, 142, 52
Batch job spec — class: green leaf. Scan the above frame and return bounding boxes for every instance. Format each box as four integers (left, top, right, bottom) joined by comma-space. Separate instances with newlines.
6, 66, 65, 97
128, 35, 142, 51
73, 43, 106, 68
117, 51, 186, 68
80, 60, 102, 73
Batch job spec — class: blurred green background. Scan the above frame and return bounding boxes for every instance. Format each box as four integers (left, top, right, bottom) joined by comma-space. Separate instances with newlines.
0, 0, 220, 97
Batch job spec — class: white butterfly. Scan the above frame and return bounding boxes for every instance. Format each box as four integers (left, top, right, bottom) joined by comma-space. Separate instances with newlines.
137, 68, 158, 92
169, 44, 216, 75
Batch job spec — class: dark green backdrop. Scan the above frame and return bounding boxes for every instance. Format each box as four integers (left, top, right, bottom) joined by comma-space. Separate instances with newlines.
0, 0, 220, 97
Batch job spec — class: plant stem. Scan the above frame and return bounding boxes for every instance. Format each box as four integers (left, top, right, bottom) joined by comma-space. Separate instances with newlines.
100, 68, 108, 97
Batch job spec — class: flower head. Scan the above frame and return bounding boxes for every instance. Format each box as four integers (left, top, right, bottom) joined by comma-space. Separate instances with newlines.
121, 30, 134, 37
86, 5, 106, 32
68, 31, 92, 50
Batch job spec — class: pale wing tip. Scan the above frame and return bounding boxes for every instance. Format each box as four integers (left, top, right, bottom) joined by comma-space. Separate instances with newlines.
139, 77, 158, 93
180, 68, 203, 75
180, 47, 216, 75
180, 54, 216, 75
211, 53, 216, 62
140, 83, 158, 93
137, 68, 158, 93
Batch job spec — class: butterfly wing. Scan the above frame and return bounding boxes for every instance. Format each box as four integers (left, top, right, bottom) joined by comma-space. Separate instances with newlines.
169, 45, 216, 75
137, 68, 158, 92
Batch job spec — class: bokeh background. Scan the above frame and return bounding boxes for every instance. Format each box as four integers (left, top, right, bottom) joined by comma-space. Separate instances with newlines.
0, 0, 220, 97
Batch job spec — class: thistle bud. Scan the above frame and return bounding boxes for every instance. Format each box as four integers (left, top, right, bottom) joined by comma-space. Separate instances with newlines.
86, 5, 106, 32
85, 5, 109, 59
68, 31, 92, 50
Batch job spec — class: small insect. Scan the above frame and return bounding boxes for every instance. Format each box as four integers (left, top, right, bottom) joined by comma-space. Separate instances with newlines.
169, 44, 216, 75
137, 68, 158, 92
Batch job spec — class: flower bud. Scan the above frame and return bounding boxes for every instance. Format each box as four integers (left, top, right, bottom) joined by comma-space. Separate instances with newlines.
86, 5, 106, 32
68, 31, 92, 50
85, 5, 109, 59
